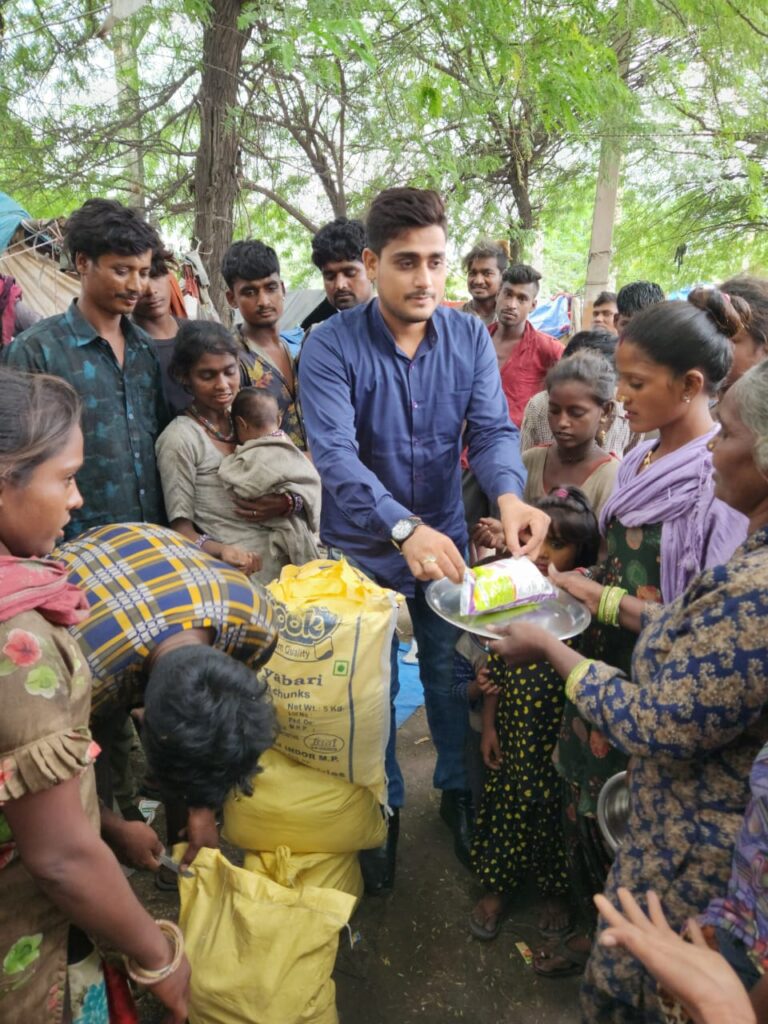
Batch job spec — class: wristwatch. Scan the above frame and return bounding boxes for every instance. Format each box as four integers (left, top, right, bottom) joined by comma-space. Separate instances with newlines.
391, 516, 423, 550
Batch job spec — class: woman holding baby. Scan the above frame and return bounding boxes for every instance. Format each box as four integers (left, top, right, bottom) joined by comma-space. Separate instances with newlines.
155, 320, 319, 583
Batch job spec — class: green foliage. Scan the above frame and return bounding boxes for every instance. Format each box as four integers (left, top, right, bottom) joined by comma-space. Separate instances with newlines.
0, 0, 765, 296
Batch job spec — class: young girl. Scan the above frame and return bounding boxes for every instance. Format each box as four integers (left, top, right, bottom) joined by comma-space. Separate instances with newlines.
0, 369, 189, 1023
523, 351, 620, 518
468, 486, 600, 942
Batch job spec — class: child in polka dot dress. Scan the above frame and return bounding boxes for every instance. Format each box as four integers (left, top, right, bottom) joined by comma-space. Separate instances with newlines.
468, 486, 600, 943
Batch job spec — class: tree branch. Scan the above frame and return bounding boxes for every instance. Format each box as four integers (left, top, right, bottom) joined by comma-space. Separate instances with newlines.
239, 179, 320, 233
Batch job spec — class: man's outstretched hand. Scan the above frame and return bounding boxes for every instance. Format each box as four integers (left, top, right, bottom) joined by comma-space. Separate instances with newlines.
401, 525, 466, 583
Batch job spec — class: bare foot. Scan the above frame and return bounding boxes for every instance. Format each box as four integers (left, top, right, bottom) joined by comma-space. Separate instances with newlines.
538, 896, 571, 935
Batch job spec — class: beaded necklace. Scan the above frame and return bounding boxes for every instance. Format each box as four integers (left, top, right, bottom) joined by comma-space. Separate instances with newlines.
187, 404, 235, 443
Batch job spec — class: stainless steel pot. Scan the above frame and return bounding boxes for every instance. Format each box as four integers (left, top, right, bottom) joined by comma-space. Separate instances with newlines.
597, 771, 630, 855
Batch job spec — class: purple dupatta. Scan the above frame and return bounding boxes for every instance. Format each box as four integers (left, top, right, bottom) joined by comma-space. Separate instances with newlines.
599, 427, 748, 603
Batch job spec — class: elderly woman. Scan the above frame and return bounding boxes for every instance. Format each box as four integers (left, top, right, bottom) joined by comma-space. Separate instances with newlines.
489, 359, 768, 1022
0, 369, 189, 1023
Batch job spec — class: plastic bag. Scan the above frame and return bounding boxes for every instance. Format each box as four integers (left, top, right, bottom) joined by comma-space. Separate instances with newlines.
263, 558, 399, 802
179, 847, 356, 1024
460, 556, 556, 615
222, 747, 387, 854
245, 845, 363, 901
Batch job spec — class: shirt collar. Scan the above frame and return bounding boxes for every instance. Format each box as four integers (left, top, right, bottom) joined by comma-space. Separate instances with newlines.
64, 299, 148, 349
370, 299, 439, 355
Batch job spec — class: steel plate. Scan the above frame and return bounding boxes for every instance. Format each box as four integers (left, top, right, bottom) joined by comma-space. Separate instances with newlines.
425, 577, 591, 641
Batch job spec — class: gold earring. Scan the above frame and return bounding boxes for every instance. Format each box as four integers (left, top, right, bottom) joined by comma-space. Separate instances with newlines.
597, 415, 607, 447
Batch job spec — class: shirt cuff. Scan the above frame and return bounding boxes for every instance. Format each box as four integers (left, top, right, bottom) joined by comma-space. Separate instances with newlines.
364, 495, 414, 540
483, 473, 526, 502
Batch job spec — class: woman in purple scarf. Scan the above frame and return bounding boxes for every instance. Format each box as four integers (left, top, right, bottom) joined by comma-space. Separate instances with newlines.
531, 289, 749, 979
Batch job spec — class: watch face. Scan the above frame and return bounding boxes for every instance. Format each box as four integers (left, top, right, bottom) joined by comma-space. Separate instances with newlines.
392, 519, 412, 542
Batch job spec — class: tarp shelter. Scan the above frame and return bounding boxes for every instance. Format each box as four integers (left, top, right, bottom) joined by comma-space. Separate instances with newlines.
529, 294, 571, 338
668, 283, 716, 301
0, 191, 80, 318
0, 193, 30, 252
280, 288, 327, 332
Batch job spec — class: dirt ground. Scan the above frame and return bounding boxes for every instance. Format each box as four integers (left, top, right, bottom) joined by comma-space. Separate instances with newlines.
132, 706, 581, 1024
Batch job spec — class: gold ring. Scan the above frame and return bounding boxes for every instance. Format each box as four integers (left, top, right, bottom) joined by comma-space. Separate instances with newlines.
421, 555, 438, 565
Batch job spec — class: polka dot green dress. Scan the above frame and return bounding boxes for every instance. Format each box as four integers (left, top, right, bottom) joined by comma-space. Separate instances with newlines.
470, 652, 570, 898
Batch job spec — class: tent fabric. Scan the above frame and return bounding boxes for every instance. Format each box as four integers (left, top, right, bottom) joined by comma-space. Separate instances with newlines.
0, 193, 30, 254
280, 289, 326, 332
667, 283, 716, 301
529, 293, 571, 338
0, 245, 79, 320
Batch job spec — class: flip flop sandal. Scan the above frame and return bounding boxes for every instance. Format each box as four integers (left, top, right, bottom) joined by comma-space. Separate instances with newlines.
532, 934, 590, 978
154, 865, 179, 892
468, 898, 511, 941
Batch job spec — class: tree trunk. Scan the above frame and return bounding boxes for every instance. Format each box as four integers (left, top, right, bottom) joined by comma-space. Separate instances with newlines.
507, 159, 535, 263
584, 139, 622, 315
193, 0, 250, 319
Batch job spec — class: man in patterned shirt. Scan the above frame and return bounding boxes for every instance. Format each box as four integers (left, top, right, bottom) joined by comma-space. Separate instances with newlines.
2, 199, 168, 538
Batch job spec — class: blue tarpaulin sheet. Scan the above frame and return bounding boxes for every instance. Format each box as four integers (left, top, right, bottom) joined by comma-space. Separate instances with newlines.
0, 192, 29, 253
394, 642, 424, 728
667, 283, 716, 301
529, 293, 571, 338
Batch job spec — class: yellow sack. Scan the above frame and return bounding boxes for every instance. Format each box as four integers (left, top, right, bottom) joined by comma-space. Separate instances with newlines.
264, 558, 400, 803
245, 845, 364, 902
179, 847, 356, 1024
223, 747, 387, 854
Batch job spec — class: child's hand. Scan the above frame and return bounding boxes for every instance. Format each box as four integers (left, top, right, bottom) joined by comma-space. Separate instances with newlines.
471, 517, 506, 552
489, 623, 551, 665
481, 728, 503, 770
218, 544, 261, 575
595, 889, 756, 1024
475, 667, 501, 697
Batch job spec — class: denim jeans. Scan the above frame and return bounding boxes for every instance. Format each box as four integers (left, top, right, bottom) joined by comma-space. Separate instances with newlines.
408, 584, 466, 785
384, 585, 466, 806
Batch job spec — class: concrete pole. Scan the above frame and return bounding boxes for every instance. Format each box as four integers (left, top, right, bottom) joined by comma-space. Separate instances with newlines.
111, 17, 146, 212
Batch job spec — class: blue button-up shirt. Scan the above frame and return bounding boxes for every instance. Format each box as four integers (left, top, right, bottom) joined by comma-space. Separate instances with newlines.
2, 300, 168, 538
298, 300, 525, 595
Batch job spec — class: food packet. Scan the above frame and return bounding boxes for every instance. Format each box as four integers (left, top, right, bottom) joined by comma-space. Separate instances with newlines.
460, 556, 557, 616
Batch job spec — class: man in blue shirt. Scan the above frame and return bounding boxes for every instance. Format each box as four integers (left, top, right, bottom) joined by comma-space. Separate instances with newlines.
299, 187, 548, 884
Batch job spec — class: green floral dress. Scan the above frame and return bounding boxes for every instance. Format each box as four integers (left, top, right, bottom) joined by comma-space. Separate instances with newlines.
0, 610, 103, 1023
554, 521, 662, 914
